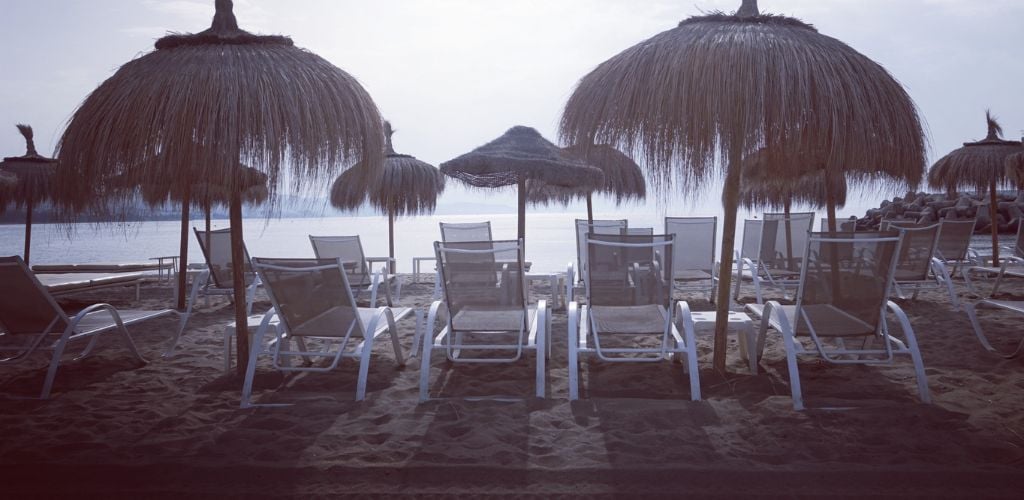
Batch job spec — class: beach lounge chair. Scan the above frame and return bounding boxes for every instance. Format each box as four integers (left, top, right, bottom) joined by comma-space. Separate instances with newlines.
567, 232, 701, 400
734, 212, 814, 303
165, 227, 261, 356
309, 235, 401, 307
665, 216, 718, 302
419, 239, 547, 400
885, 222, 960, 309
819, 217, 857, 232
964, 299, 1024, 359
0, 256, 174, 399
932, 219, 977, 275
746, 232, 931, 410
963, 223, 1024, 297
241, 257, 412, 406
574, 219, 628, 285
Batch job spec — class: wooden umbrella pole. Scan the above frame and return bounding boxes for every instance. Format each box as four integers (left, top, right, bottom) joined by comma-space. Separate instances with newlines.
176, 187, 191, 311
826, 178, 838, 232
783, 199, 793, 270
517, 177, 527, 247
712, 161, 742, 372
229, 192, 250, 378
388, 210, 396, 274
205, 199, 212, 235
586, 193, 594, 224
990, 180, 1001, 267
23, 197, 33, 266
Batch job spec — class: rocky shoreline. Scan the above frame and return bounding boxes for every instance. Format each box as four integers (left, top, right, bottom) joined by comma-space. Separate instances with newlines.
856, 191, 1023, 233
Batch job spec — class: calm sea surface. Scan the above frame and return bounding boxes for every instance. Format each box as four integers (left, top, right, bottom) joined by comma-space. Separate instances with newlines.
0, 207, 1001, 273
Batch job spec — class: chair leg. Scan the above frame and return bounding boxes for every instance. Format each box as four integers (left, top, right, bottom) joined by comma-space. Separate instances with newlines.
240, 321, 270, 408
385, 309, 405, 366
567, 302, 580, 400
535, 304, 546, 399
965, 304, 997, 352
40, 328, 75, 399
355, 337, 375, 401
418, 328, 436, 402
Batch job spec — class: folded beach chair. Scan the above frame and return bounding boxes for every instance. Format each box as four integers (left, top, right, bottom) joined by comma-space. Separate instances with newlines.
746, 232, 931, 410
734, 212, 814, 303
964, 299, 1024, 358
665, 216, 718, 302
885, 222, 960, 309
241, 257, 412, 406
166, 227, 261, 356
963, 223, 1024, 297
309, 235, 401, 307
567, 233, 701, 400
419, 239, 548, 400
0, 256, 174, 399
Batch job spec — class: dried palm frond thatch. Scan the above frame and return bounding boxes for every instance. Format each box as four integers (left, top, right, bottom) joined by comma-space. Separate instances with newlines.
928, 112, 1023, 265
441, 125, 604, 243
1006, 151, 1024, 189
527, 144, 646, 222
331, 122, 445, 272
559, 0, 926, 370
54, 0, 384, 375
739, 147, 847, 212
0, 124, 59, 265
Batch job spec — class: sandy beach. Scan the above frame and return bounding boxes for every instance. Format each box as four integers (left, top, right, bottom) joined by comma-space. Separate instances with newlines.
1, 273, 1023, 497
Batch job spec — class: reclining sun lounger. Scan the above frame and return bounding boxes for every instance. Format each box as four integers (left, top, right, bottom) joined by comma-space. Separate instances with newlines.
0, 256, 174, 399
35, 272, 146, 301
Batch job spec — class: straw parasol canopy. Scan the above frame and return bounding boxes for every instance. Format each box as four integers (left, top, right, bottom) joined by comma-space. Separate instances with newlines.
55, 0, 384, 376
559, 0, 926, 370
0, 124, 59, 265
0, 170, 15, 190
928, 112, 1023, 265
440, 125, 604, 244
331, 121, 445, 272
739, 149, 847, 212
1006, 151, 1024, 189
527, 144, 646, 222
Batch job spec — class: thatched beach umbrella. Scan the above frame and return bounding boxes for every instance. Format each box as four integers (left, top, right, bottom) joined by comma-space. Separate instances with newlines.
527, 144, 646, 223
1007, 151, 1024, 200
55, 0, 384, 376
0, 171, 14, 189
740, 149, 848, 214
332, 122, 445, 273
440, 126, 604, 247
0, 125, 58, 265
928, 113, 1022, 266
559, 0, 926, 370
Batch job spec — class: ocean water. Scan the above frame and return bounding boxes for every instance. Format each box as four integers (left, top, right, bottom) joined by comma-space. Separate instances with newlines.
0, 206, 1001, 273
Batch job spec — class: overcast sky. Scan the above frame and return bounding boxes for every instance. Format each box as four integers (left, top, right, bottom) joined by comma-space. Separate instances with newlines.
2, 0, 1022, 216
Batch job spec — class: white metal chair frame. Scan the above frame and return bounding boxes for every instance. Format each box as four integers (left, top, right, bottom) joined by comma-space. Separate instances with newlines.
0, 256, 173, 399
241, 258, 412, 407
574, 219, 628, 287
745, 233, 931, 411
309, 235, 402, 307
665, 216, 719, 302
419, 239, 547, 401
567, 235, 701, 401
963, 223, 1024, 297
964, 299, 1024, 359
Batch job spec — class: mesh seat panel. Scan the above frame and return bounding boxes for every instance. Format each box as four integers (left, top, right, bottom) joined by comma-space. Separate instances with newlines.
436, 240, 528, 333
252, 258, 363, 339
590, 305, 666, 334
451, 306, 531, 332
309, 236, 375, 287
665, 217, 716, 281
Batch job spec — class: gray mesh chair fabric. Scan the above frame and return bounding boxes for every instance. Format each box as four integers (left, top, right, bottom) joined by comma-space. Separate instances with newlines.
665, 217, 717, 301
420, 239, 547, 400
735, 213, 813, 303
883, 223, 959, 308
567, 233, 700, 400
242, 257, 409, 406
0, 256, 171, 399
309, 235, 400, 307
440, 222, 493, 243
745, 232, 931, 410
934, 219, 975, 265
574, 219, 627, 284
166, 227, 261, 356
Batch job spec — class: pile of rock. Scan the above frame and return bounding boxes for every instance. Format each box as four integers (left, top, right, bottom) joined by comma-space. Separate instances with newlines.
857, 191, 1024, 234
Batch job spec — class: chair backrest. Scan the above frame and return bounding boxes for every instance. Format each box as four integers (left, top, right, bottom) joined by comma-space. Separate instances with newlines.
193, 227, 255, 289
309, 235, 372, 287
665, 217, 716, 279
0, 256, 69, 336
819, 218, 857, 232
575, 219, 628, 275
886, 222, 940, 281
439, 221, 492, 243
758, 212, 814, 272
434, 239, 527, 329
252, 257, 364, 339
586, 233, 674, 308
795, 232, 902, 336
934, 219, 976, 262
1014, 222, 1024, 259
